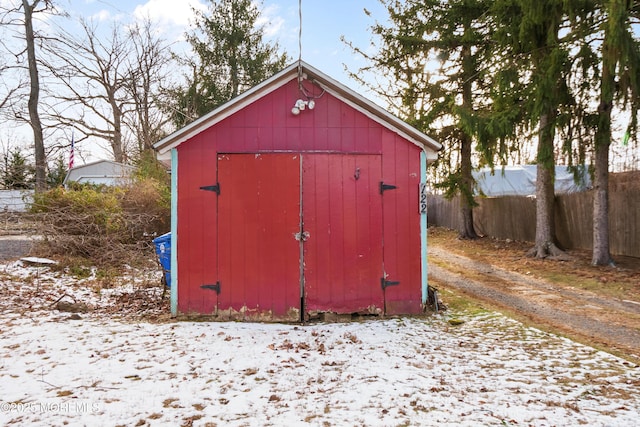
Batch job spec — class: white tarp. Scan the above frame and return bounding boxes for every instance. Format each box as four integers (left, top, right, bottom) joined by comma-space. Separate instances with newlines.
473, 165, 591, 197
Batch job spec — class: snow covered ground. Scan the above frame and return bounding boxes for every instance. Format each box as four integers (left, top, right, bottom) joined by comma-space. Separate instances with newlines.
1, 259, 639, 426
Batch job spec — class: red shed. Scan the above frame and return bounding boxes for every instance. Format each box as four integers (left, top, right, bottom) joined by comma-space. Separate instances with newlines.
154, 61, 441, 321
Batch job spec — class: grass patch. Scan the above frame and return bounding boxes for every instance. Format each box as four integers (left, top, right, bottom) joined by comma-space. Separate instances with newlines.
431, 280, 489, 316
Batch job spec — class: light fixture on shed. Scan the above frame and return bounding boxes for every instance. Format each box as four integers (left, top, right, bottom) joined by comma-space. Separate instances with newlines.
291, 98, 311, 115
291, 1, 323, 118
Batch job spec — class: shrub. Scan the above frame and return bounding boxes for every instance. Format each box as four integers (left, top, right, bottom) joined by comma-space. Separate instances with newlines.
32, 184, 124, 236
31, 176, 170, 267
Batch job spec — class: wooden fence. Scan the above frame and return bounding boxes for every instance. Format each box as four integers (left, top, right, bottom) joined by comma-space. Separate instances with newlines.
428, 186, 640, 258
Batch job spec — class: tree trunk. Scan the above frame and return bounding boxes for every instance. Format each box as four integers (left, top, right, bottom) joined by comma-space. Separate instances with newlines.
458, 43, 478, 240
111, 113, 124, 163
592, 141, 612, 265
592, 13, 616, 267
528, 109, 566, 259
23, 0, 46, 192
459, 201, 477, 239
459, 131, 478, 239
108, 90, 125, 163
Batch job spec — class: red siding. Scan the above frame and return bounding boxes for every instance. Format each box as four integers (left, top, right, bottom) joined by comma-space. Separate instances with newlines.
176, 134, 218, 314
381, 130, 423, 314
175, 77, 425, 317
303, 154, 384, 314
217, 154, 300, 320
208, 80, 382, 154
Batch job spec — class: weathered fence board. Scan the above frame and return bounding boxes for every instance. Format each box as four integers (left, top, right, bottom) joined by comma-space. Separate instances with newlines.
609, 190, 639, 257
474, 196, 536, 242
555, 192, 593, 251
428, 188, 639, 258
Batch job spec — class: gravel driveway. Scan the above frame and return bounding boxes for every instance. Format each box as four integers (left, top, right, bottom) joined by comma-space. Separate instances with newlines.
428, 245, 640, 362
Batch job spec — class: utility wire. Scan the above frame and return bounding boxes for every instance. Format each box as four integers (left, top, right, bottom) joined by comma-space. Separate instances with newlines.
297, 0, 302, 87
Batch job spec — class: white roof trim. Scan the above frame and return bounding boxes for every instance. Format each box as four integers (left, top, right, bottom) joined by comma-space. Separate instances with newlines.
153, 61, 442, 155
68, 159, 136, 171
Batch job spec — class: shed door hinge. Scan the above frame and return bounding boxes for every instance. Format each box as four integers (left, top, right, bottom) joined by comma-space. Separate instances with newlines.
201, 282, 221, 294
200, 183, 220, 195
379, 181, 397, 194
381, 278, 400, 290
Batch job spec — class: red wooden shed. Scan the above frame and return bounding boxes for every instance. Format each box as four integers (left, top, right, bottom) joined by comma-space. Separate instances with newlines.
154, 61, 441, 321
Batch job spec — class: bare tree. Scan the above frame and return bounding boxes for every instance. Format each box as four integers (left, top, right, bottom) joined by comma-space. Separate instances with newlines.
22, 0, 47, 190
124, 19, 174, 155
0, 62, 22, 112
41, 19, 133, 163
0, 0, 54, 192
41, 17, 174, 163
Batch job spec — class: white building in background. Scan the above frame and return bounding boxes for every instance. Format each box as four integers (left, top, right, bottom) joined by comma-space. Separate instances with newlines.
0, 190, 33, 212
63, 160, 135, 187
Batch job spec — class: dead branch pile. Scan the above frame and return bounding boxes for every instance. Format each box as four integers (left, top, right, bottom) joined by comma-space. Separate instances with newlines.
30, 179, 170, 267
0, 212, 39, 236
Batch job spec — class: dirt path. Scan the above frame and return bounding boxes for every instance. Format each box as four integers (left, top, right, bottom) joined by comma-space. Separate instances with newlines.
428, 245, 640, 362
0, 235, 35, 261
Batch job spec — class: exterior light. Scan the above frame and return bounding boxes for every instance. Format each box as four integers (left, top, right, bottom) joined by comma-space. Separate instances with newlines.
291, 98, 316, 115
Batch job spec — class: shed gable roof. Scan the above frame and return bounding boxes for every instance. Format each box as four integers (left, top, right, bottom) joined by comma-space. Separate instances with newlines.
153, 61, 441, 160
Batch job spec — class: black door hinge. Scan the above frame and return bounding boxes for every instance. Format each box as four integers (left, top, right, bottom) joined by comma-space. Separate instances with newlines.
379, 182, 397, 194
201, 282, 221, 294
381, 278, 400, 290
200, 183, 220, 195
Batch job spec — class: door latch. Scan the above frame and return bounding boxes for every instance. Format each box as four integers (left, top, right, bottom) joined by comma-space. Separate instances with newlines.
294, 231, 310, 242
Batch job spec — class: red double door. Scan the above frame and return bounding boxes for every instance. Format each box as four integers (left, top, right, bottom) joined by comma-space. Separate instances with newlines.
216, 153, 385, 320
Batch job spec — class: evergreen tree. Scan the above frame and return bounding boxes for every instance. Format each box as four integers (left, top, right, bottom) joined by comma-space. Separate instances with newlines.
46, 154, 67, 187
170, 0, 289, 127
591, 0, 640, 266
349, 0, 495, 239
491, 0, 576, 259
2, 148, 34, 189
